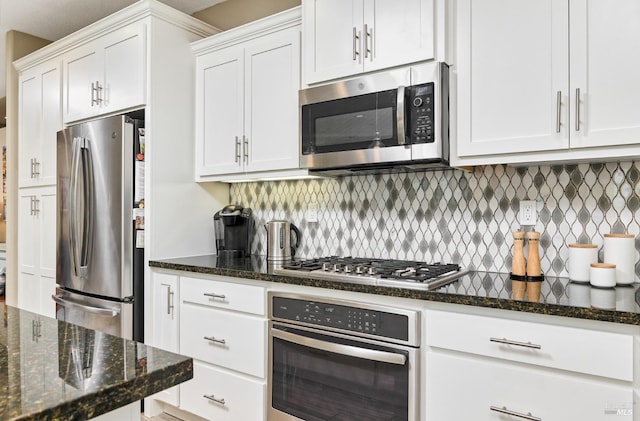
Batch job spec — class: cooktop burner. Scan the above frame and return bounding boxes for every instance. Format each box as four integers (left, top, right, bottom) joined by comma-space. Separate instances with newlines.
274, 257, 468, 290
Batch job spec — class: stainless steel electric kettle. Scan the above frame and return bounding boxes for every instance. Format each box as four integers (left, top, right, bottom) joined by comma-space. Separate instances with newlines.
265, 220, 301, 261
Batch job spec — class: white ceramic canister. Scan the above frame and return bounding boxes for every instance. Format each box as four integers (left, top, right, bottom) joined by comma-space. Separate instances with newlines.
589, 263, 616, 288
603, 233, 636, 285
568, 244, 598, 283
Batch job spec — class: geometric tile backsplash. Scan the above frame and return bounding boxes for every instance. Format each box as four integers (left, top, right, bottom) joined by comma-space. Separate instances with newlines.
230, 161, 640, 280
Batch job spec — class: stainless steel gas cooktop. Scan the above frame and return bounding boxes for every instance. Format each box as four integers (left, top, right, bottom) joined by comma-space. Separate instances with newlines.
273, 256, 468, 290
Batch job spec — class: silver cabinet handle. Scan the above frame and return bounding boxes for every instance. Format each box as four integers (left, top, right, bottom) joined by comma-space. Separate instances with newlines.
364, 24, 372, 59
33, 197, 40, 215
203, 394, 226, 405
489, 337, 542, 349
555, 91, 561, 133
352, 27, 360, 61
273, 327, 406, 365
203, 292, 226, 299
29, 196, 35, 216
167, 288, 174, 315
575, 88, 580, 131
490, 406, 541, 421
204, 336, 226, 345
34, 160, 40, 176
243, 136, 249, 163
30, 158, 35, 178
234, 136, 241, 163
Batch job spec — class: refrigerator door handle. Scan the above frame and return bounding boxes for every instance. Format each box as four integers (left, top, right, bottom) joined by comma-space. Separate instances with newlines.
69, 137, 95, 279
52, 294, 120, 317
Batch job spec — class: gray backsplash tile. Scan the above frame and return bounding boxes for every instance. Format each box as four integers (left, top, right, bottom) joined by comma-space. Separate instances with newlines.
230, 162, 640, 278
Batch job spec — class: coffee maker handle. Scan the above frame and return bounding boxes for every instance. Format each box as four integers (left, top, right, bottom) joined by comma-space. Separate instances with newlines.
290, 224, 301, 257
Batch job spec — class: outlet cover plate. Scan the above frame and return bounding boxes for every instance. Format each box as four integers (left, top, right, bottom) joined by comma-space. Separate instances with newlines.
519, 200, 537, 225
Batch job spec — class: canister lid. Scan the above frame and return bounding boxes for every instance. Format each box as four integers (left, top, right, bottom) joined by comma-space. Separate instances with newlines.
590, 263, 616, 268
604, 233, 635, 238
568, 243, 597, 248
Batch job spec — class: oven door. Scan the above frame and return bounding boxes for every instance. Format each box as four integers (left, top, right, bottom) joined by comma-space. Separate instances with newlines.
268, 322, 419, 421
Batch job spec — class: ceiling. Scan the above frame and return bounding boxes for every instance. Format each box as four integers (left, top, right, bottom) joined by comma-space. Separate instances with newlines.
0, 0, 226, 101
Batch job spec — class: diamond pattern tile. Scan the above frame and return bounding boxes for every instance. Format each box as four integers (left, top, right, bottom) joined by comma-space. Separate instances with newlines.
229, 162, 640, 279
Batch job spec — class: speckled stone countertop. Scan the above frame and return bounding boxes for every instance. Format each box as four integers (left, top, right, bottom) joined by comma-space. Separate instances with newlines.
0, 304, 192, 420
150, 254, 640, 326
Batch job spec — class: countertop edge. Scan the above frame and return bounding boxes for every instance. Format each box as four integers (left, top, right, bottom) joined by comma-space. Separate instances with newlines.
149, 260, 640, 326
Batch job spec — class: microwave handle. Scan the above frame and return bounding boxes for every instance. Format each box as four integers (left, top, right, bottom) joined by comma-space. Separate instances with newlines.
397, 85, 406, 145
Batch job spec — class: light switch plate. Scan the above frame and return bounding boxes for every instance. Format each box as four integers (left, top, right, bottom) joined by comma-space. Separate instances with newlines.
519, 200, 537, 225
308, 202, 318, 223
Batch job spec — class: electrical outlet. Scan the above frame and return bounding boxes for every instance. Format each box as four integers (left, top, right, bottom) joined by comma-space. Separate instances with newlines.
519, 200, 537, 225
308, 202, 318, 223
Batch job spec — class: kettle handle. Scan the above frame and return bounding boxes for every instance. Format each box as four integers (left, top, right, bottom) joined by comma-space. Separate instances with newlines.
290, 224, 301, 257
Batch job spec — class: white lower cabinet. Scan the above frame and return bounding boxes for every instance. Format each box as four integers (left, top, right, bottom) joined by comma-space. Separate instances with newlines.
180, 304, 266, 378
426, 352, 633, 420
181, 361, 265, 421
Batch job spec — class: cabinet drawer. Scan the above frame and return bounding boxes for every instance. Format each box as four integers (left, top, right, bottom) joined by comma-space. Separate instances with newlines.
181, 361, 265, 421
426, 352, 633, 420
180, 304, 266, 377
426, 310, 633, 381
181, 276, 266, 315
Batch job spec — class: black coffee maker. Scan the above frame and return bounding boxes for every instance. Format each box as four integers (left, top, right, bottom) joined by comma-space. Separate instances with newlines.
214, 204, 253, 258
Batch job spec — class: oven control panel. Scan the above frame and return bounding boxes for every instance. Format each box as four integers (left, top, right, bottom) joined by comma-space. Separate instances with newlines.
272, 296, 409, 341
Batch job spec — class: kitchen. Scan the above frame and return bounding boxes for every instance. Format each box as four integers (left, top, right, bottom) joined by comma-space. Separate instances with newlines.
3, 0, 640, 420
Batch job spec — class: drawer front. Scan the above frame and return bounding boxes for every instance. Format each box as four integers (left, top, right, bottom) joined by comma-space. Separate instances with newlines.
426, 352, 633, 421
181, 361, 265, 421
181, 276, 266, 315
180, 304, 266, 377
426, 310, 633, 381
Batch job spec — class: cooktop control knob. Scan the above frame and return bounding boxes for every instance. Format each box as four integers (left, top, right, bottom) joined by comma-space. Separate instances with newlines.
368, 267, 377, 275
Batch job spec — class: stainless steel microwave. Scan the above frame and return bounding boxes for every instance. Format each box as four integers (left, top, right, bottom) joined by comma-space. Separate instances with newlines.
299, 62, 450, 175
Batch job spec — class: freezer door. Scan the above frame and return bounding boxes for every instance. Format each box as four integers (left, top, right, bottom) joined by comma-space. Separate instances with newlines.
57, 115, 134, 299
53, 289, 133, 340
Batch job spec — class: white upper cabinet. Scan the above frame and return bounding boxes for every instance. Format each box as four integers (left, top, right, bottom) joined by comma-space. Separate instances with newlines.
18, 60, 62, 187
455, 0, 640, 165
303, 0, 435, 85
193, 7, 302, 181
63, 22, 145, 123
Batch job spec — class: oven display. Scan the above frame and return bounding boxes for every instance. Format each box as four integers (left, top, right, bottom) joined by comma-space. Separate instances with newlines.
272, 296, 409, 341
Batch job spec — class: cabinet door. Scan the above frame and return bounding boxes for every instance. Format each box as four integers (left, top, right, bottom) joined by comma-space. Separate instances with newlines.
456, 0, 570, 157
363, 0, 434, 72
195, 49, 244, 177
18, 191, 38, 276
569, 0, 640, 149
39, 64, 62, 186
102, 24, 146, 115
303, 0, 363, 84
426, 352, 633, 420
151, 272, 179, 407
18, 70, 41, 187
244, 28, 301, 173
38, 189, 57, 279
64, 43, 101, 123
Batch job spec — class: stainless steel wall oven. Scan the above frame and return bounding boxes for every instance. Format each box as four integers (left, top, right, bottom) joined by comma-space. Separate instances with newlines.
268, 293, 420, 420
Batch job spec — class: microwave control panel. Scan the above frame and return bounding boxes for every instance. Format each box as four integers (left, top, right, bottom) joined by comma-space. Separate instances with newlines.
407, 82, 435, 144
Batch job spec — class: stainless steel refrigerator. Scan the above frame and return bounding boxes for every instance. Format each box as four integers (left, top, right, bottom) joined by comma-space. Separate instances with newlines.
54, 114, 144, 342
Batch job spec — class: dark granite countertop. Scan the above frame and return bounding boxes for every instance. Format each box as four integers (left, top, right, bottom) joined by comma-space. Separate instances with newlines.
0, 304, 192, 421
150, 255, 640, 326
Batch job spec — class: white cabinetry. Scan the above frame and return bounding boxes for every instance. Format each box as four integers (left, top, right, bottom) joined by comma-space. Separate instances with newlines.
455, 0, 640, 165
63, 22, 145, 123
17, 187, 56, 317
303, 0, 435, 85
146, 271, 267, 421
18, 60, 61, 187
149, 272, 179, 407
425, 309, 635, 420
193, 7, 304, 182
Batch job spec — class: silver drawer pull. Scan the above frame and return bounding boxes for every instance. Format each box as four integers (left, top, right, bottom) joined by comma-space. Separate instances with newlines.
204, 336, 226, 345
204, 394, 226, 405
203, 292, 226, 300
489, 337, 541, 350
490, 406, 541, 421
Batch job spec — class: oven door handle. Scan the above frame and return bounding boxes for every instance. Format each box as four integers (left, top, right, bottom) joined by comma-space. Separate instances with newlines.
272, 328, 407, 365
